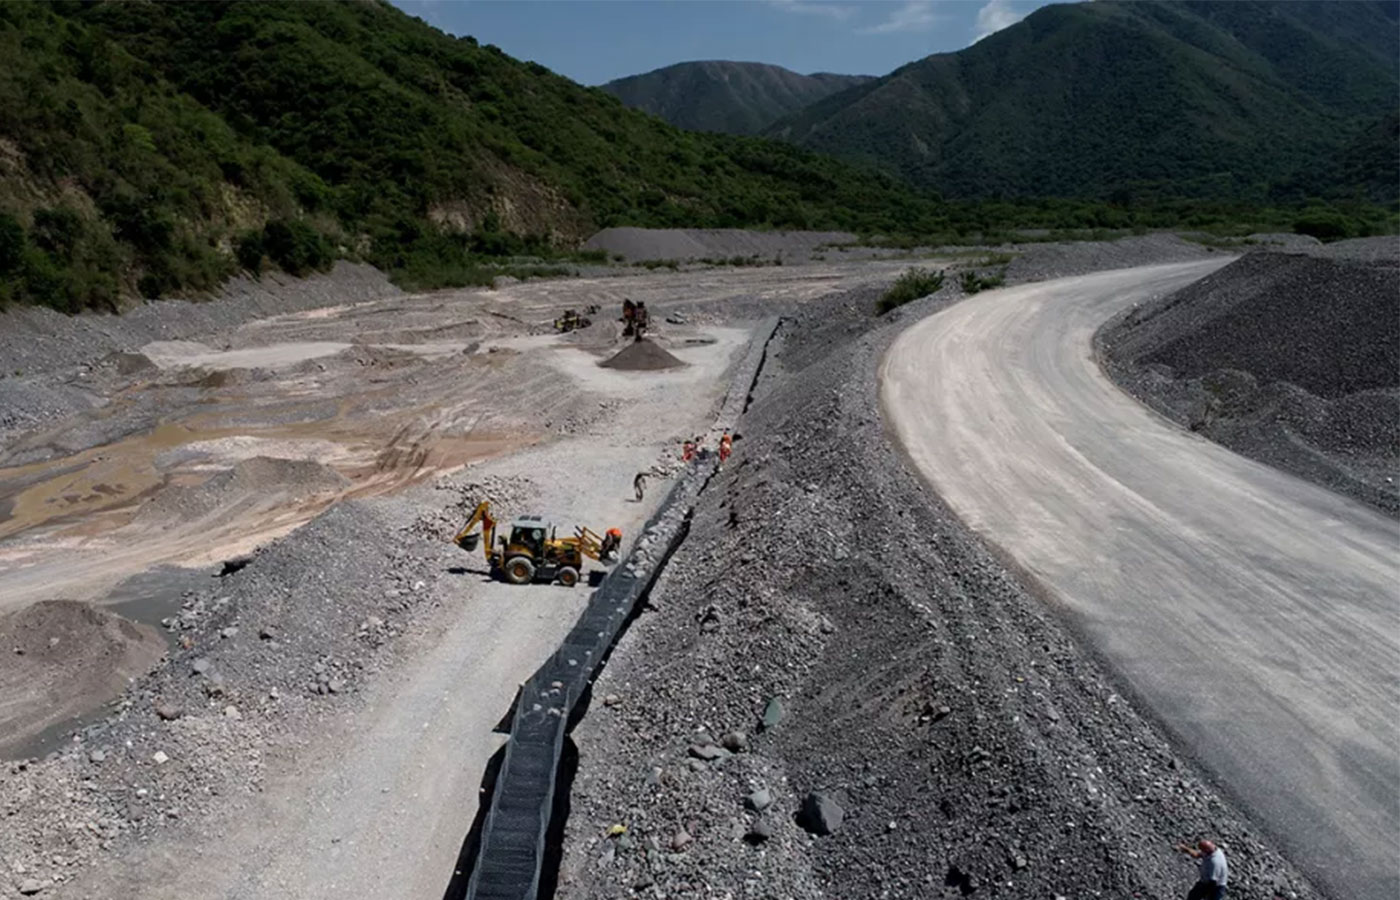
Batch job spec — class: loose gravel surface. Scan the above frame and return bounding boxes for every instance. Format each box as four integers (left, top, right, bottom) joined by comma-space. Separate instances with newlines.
3, 233, 1344, 900
558, 238, 1322, 900
1099, 237, 1400, 514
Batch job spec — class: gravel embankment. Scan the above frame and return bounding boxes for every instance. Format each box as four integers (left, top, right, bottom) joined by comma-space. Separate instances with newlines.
1099, 237, 1400, 515
558, 240, 1315, 900
584, 228, 857, 263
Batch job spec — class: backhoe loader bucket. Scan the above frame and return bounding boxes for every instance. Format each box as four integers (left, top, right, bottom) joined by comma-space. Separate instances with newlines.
457, 533, 481, 551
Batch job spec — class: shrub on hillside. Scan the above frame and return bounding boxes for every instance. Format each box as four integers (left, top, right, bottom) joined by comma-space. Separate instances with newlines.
877, 267, 945, 313
960, 269, 1006, 295
261, 220, 333, 276
1292, 210, 1354, 241
234, 230, 265, 275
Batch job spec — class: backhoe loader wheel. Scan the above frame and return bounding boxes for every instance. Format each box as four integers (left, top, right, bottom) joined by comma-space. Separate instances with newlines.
503, 556, 535, 585
557, 567, 580, 588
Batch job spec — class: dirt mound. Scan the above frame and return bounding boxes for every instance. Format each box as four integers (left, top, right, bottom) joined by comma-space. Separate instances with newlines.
133, 457, 349, 527
100, 351, 158, 376
0, 600, 165, 758
599, 339, 686, 371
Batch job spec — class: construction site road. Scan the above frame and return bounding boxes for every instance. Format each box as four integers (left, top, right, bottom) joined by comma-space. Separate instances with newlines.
881, 261, 1400, 900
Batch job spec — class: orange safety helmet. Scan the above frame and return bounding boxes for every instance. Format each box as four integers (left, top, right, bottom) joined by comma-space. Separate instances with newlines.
607, 527, 622, 538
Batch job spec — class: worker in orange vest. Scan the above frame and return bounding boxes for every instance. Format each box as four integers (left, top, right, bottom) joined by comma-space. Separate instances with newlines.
600, 527, 623, 561
718, 431, 733, 464
682, 439, 695, 462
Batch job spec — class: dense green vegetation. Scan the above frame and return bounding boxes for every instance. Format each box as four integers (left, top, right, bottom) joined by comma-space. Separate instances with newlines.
0, 1, 946, 311
602, 62, 870, 136
769, 1, 1399, 203
877, 267, 946, 314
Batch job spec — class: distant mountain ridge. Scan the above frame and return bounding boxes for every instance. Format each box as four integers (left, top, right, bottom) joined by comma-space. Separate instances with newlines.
765, 0, 1400, 200
601, 61, 872, 135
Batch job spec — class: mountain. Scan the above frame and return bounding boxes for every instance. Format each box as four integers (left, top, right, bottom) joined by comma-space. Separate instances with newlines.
601, 61, 872, 135
767, 0, 1400, 201
0, 2, 935, 312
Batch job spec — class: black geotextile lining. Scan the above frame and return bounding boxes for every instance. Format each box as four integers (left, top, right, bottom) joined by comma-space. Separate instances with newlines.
464, 319, 779, 900
464, 465, 710, 900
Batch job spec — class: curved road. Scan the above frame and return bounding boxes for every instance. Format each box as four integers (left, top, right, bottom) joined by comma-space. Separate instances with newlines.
881, 261, 1399, 900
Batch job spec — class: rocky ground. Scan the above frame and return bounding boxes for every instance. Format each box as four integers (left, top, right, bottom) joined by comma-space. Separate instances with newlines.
558, 238, 1322, 900
0, 231, 1328, 899
1098, 236, 1400, 515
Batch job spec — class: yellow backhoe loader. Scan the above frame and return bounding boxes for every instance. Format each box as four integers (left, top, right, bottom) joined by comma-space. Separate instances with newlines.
452, 501, 621, 587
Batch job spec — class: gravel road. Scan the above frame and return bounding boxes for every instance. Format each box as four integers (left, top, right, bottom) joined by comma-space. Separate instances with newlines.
882, 262, 1400, 900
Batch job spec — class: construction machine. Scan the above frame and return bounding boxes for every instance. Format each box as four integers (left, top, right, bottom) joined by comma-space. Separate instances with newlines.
452, 501, 621, 587
621, 299, 650, 340
553, 309, 592, 333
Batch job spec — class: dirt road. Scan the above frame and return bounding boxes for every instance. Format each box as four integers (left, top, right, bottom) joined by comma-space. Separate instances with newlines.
881, 262, 1400, 900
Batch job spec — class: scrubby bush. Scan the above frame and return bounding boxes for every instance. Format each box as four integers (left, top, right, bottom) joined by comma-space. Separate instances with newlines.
261, 219, 333, 276
234, 230, 265, 274
0, 213, 24, 276
1292, 210, 1354, 241
959, 269, 1006, 294
877, 267, 945, 313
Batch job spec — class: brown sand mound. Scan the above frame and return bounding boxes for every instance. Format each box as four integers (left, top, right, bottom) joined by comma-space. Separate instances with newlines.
0, 600, 165, 758
599, 339, 686, 371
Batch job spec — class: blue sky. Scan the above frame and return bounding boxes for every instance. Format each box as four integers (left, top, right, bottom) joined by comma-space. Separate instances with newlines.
392, 0, 1054, 85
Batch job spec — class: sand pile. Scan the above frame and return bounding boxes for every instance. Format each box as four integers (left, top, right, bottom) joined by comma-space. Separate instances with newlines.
599, 339, 686, 371
0, 600, 165, 758
133, 457, 349, 527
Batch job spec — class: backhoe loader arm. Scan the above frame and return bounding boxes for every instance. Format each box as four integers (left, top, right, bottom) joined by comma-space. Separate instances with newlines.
454, 501, 496, 561
574, 525, 604, 561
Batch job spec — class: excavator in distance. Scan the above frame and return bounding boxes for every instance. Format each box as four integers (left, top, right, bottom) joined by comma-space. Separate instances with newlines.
453, 501, 621, 587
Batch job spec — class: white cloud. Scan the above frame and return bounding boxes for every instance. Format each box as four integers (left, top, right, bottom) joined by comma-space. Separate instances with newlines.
767, 0, 856, 21
860, 1, 940, 35
974, 0, 1026, 40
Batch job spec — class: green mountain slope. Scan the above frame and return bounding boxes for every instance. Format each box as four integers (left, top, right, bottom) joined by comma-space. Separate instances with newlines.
601, 61, 871, 135
0, 1, 938, 311
768, 0, 1399, 200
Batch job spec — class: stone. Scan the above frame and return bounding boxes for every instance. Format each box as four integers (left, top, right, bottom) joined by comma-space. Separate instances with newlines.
744, 818, 773, 844
670, 828, 692, 851
603, 694, 621, 707
223, 705, 241, 720
154, 702, 183, 721
88, 750, 106, 764
327, 679, 346, 694
760, 697, 784, 731
798, 791, 844, 836
745, 788, 772, 811
17, 879, 44, 895
220, 627, 238, 640
203, 675, 226, 698
151, 751, 170, 765
191, 658, 211, 675
721, 730, 747, 752
688, 743, 724, 761
258, 626, 278, 641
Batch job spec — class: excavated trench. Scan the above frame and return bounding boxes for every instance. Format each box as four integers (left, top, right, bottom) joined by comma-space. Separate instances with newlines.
447, 320, 780, 900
